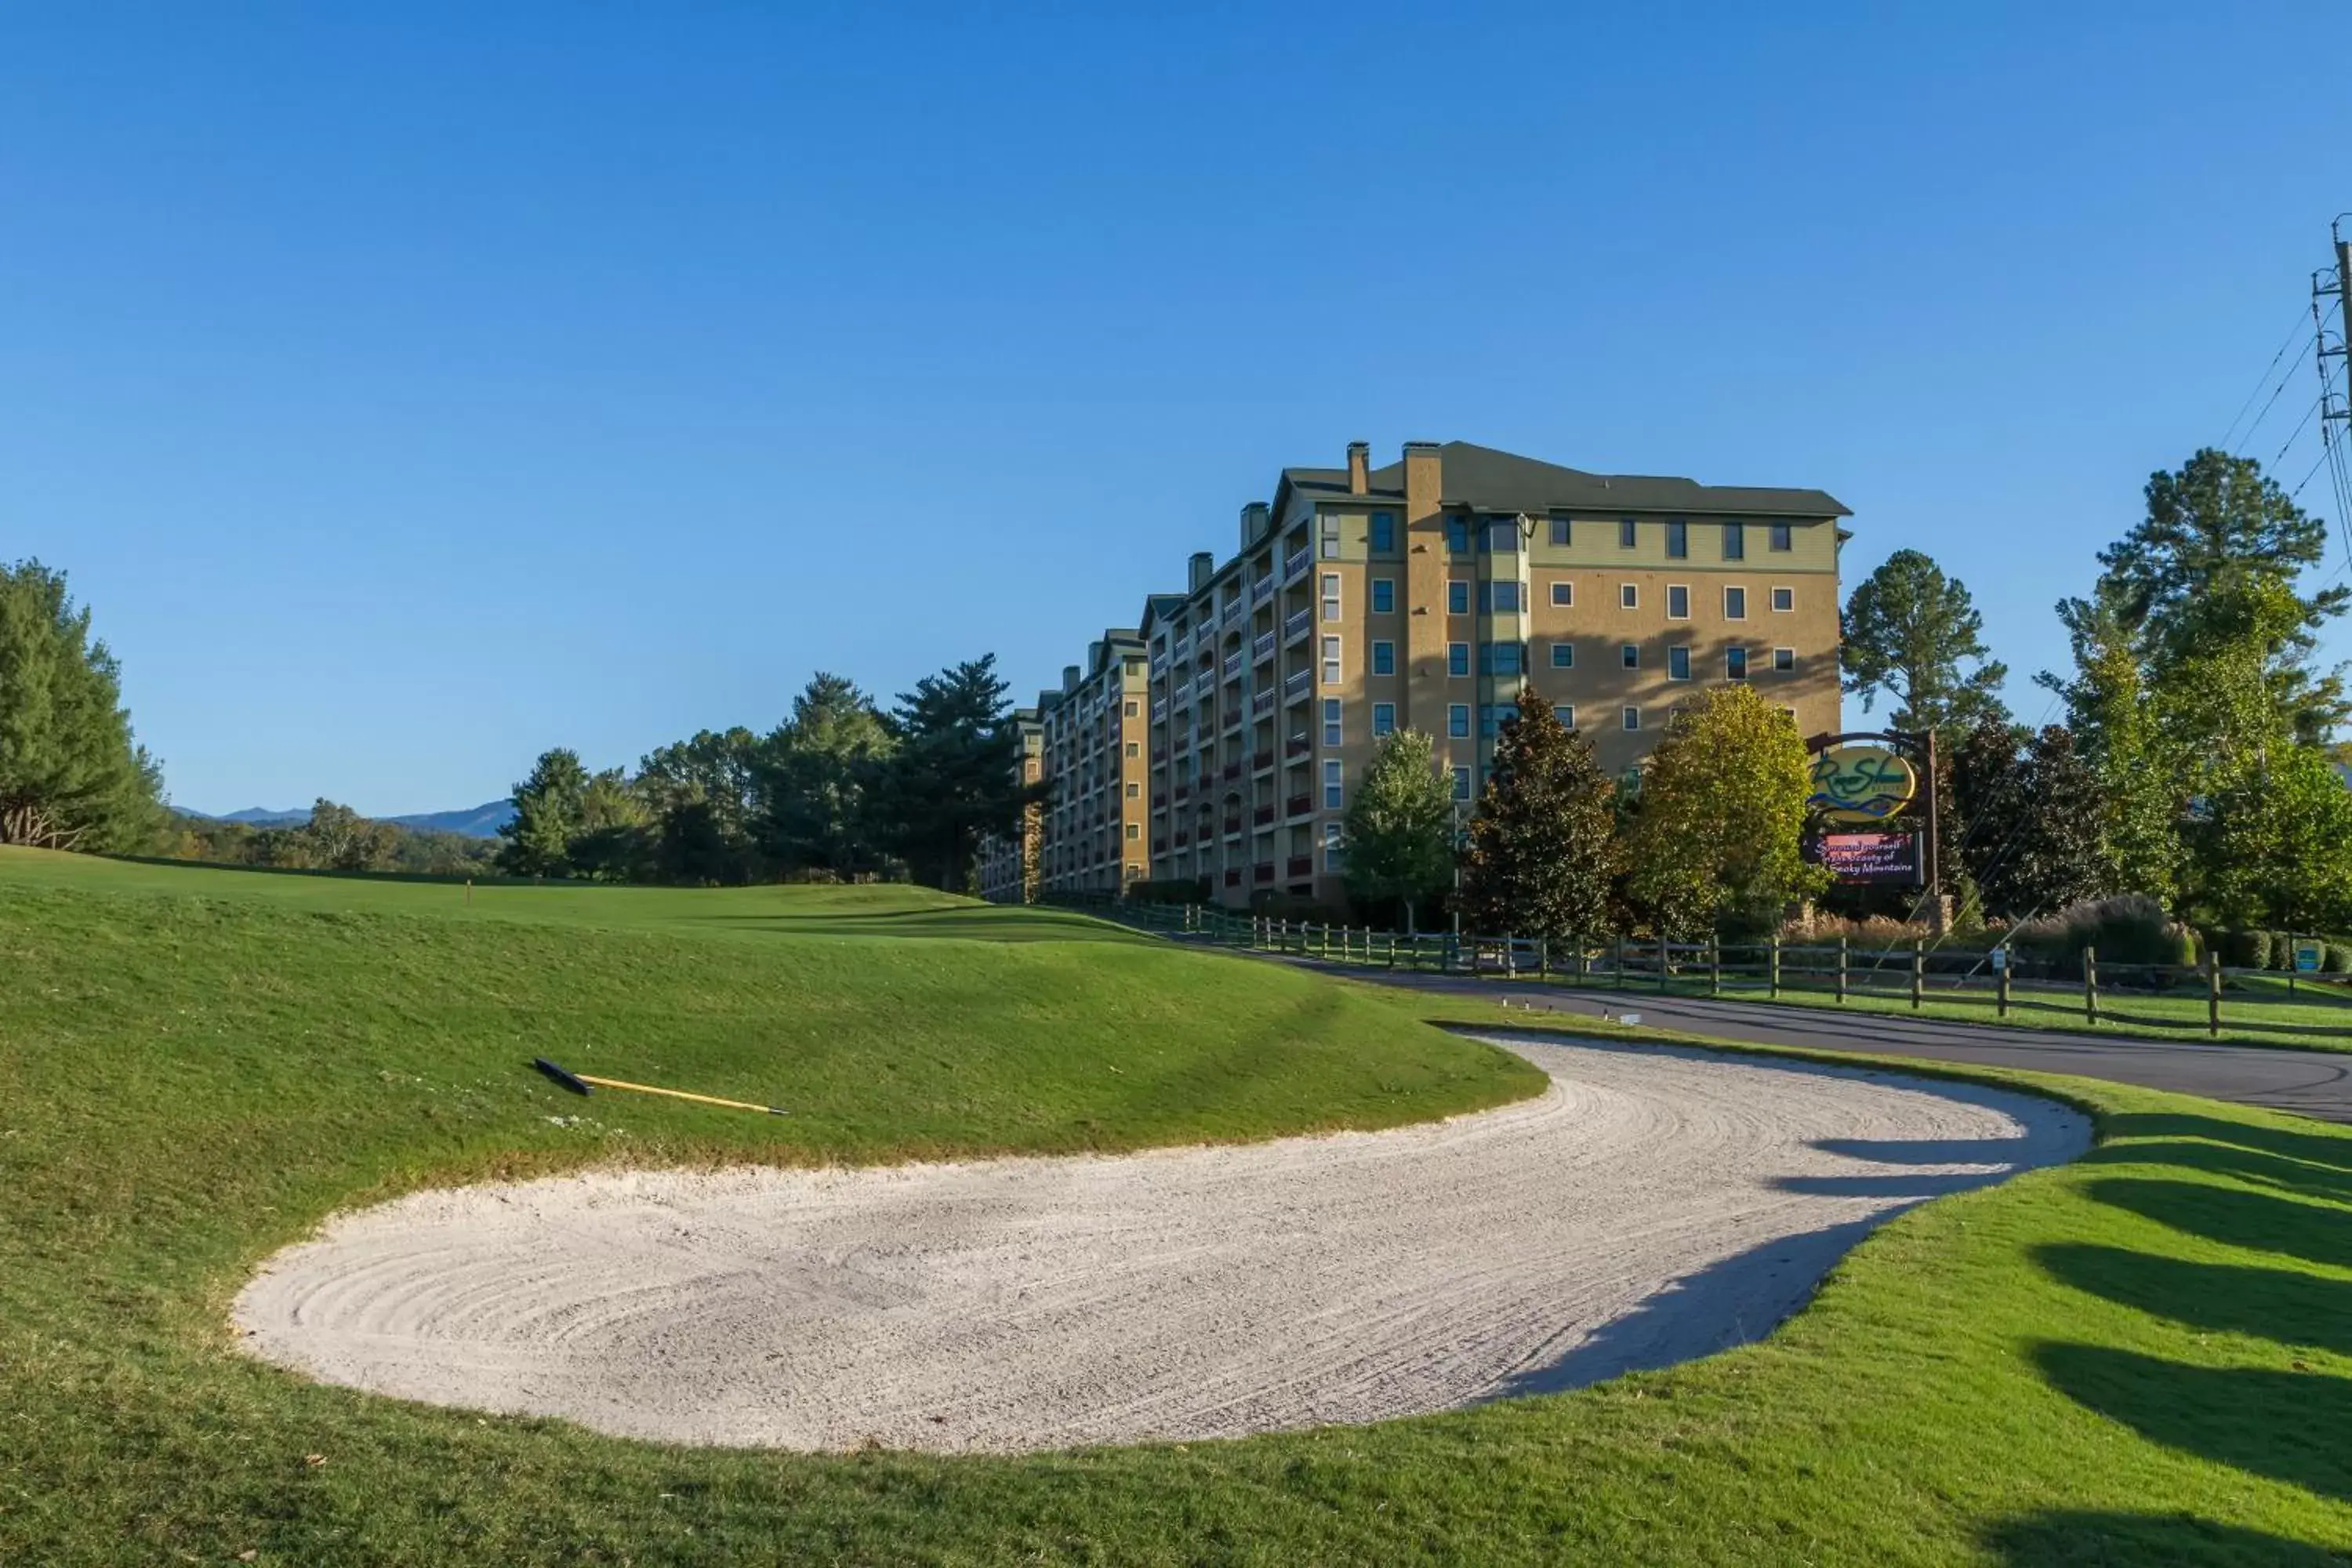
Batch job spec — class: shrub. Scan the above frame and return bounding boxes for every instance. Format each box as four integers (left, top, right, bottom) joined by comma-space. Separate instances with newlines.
2325, 942, 2352, 975
1128, 877, 1210, 906
1781, 913, 1933, 944
2216, 928, 2274, 970
2012, 895, 2187, 971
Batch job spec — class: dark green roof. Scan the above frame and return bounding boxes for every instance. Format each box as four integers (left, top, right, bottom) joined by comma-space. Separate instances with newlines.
1279, 441, 1848, 520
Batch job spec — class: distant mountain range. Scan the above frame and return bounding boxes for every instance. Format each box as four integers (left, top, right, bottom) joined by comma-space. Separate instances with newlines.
189, 800, 517, 839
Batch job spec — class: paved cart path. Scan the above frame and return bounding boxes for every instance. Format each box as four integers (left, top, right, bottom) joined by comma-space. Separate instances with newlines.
1307, 964, 2352, 1124
235, 1038, 2084, 1453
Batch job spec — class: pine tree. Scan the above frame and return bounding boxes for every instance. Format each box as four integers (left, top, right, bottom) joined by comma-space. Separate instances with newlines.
876, 655, 1023, 891
1840, 549, 2009, 733
0, 560, 162, 851
496, 748, 590, 877
1457, 692, 1621, 941
1341, 730, 1456, 931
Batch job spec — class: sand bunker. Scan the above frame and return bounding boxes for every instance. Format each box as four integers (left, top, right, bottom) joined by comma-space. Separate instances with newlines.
234, 1036, 2087, 1451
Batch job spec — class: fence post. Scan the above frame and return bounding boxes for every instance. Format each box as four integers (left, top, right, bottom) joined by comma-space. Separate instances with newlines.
2085, 945, 2100, 1025
1658, 937, 1671, 993
1998, 953, 2011, 1018
1710, 935, 1722, 997
1836, 937, 1849, 1004
1768, 935, 1780, 998
1537, 936, 1550, 980
2207, 946, 2222, 1039
1911, 939, 1924, 1010
1614, 936, 1627, 991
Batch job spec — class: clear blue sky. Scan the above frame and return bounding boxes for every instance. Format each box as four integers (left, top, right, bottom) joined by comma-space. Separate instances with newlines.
5, 2, 2350, 814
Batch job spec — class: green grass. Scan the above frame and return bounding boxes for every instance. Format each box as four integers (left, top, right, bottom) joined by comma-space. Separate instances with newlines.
4, 851, 2351, 1564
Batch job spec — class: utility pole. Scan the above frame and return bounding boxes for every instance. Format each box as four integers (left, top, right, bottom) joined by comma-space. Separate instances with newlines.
2314, 216, 2350, 456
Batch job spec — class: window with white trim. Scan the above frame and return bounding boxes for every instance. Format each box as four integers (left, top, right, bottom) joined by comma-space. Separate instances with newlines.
1774, 647, 1795, 672
1321, 573, 1341, 621
1322, 698, 1342, 747
1771, 586, 1794, 612
1372, 702, 1396, 735
1447, 642, 1470, 677
1667, 584, 1690, 619
1371, 578, 1396, 613
1448, 703, 1471, 739
1722, 521, 1746, 561
1553, 703, 1576, 729
1668, 645, 1690, 681
1550, 641, 1574, 669
1323, 820, 1345, 869
1371, 640, 1395, 676
1621, 643, 1640, 670
1725, 586, 1748, 619
1621, 583, 1639, 609
1727, 647, 1750, 681
1319, 514, 1341, 558
1448, 580, 1469, 615
1322, 635, 1341, 683
1551, 580, 1573, 607
1622, 706, 1642, 731
1550, 517, 1571, 546
1322, 758, 1343, 809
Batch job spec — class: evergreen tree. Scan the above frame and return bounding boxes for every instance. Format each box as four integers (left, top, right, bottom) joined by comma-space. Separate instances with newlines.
497, 748, 590, 877
1840, 549, 2010, 734
0, 560, 162, 851
875, 655, 1022, 891
637, 728, 763, 884
1624, 687, 1824, 938
1341, 730, 1457, 931
1457, 694, 1621, 941
1950, 718, 2106, 920
756, 673, 895, 877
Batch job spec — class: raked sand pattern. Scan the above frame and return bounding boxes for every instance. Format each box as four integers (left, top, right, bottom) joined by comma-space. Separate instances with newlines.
234, 1036, 2089, 1452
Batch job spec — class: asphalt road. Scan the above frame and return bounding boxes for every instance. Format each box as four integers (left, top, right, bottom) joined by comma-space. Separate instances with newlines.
1312, 964, 2352, 1124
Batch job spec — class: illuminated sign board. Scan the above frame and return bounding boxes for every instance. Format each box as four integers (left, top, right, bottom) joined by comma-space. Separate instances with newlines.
1810, 831, 1922, 885
1807, 746, 1918, 823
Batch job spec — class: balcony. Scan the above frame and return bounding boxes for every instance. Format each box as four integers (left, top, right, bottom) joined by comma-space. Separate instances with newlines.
1222, 760, 1243, 781
1221, 597, 1243, 625
1282, 608, 1311, 644
1196, 672, 1218, 699
1286, 794, 1313, 818
1222, 816, 1242, 837
1285, 733, 1312, 759
1253, 804, 1276, 826
1150, 699, 1167, 723
1222, 652, 1242, 682
1287, 855, 1314, 879
1254, 862, 1275, 885
1283, 546, 1312, 584
1174, 831, 1190, 848
1224, 869, 1242, 887
1252, 630, 1276, 664
1250, 575, 1274, 606
1249, 689, 1274, 718
1151, 793, 1167, 811
1283, 668, 1312, 702
1173, 685, 1193, 712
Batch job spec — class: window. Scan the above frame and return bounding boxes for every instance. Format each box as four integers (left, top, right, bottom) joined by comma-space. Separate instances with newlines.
1479, 702, 1519, 737
1323, 820, 1345, 869
1550, 641, 1575, 669
1668, 645, 1690, 681
1126, 782, 1140, 798
1371, 578, 1396, 613
1722, 521, 1747, 561
1550, 516, 1572, 546
1727, 647, 1750, 681
1124, 700, 1138, 717
1370, 511, 1396, 552
1622, 706, 1642, 731
1372, 640, 1395, 676
1125, 741, 1139, 756
1448, 703, 1471, 739
1372, 702, 1396, 735
1771, 586, 1794, 612
1621, 643, 1640, 670
1448, 580, 1470, 615
1667, 584, 1690, 619
1553, 703, 1577, 729
1323, 697, 1342, 746
1769, 522, 1792, 552
1446, 516, 1472, 554
1479, 641, 1525, 676
1125, 822, 1141, 840
1486, 518, 1520, 554
1448, 642, 1470, 677
1665, 520, 1688, 558
1319, 514, 1341, 559
1452, 765, 1472, 800
1322, 634, 1341, 683
1550, 580, 1573, 607
1479, 580, 1524, 614
1774, 647, 1795, 673
1726, 586, 1748, 619
1321, 572, 1341, 621
1323, 758, 1344, 809
1620, 583, 1639, 610
1619, 517, 1639, 548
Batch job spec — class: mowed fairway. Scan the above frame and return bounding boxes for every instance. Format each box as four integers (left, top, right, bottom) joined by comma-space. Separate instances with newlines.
3, 851, 2352, 1564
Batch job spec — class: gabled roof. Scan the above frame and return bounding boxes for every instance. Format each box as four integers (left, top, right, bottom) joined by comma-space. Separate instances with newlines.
1277, 441, 1847, 520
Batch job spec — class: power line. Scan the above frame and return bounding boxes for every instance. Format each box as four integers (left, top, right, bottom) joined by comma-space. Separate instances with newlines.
2222, 307, 2321, 450
2234, 323, 2318, 456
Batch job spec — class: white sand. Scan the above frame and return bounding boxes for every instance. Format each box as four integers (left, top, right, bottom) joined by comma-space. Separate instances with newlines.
232, 1036, 2087, 1452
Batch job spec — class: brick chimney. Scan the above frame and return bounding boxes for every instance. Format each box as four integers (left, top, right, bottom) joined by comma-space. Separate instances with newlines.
1346, 441, 1370, 495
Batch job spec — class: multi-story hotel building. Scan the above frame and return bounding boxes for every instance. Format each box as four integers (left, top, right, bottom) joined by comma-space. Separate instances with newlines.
984, 439, 1847, 909
974, 708, 1044, 903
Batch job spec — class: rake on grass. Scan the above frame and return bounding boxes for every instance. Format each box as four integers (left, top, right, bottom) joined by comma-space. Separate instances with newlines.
532, 1058, 789, 1116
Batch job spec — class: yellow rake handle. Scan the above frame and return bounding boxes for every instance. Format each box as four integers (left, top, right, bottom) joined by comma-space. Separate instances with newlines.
576, 1074, 789, 1116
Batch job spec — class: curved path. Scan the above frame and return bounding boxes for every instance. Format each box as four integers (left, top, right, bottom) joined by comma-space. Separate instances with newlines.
1317, 967, 2352, 1124
235, 1037, 2085, 1453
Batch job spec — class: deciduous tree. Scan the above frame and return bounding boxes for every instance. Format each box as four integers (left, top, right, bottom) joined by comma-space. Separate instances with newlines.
1341, 730, 1457, 931
1624, 687, 1824, 938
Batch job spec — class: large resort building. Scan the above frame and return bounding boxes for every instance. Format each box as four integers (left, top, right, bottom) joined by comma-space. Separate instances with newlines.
980, 439, 1848, 909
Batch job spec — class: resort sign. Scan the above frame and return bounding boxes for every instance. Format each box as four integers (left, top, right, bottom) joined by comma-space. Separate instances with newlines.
1807, 745, 1918, 824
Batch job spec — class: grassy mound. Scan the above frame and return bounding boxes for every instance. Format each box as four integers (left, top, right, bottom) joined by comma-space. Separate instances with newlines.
3, 851, 2350, 1563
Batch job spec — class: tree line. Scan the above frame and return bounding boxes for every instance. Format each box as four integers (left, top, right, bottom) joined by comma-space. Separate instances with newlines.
158, 804, 501, 877
1340, 446, 2352, 942
494, 658, 1029, 890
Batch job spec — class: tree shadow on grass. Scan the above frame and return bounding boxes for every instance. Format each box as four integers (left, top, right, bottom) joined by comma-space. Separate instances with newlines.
2034, 1344, 2352, 1503
2085, 1178, 2352, 1271
2034, 1243, 2352, 1356
1982, 1508, 2352, 1566
2096, 1112, 2352, 1178
2089, 1139, 2352, 1204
